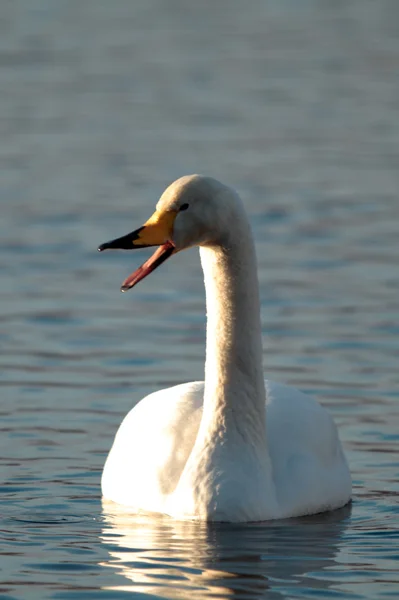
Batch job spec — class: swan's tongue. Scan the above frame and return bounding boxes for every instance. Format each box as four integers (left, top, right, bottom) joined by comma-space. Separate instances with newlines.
120, 241, 175, 292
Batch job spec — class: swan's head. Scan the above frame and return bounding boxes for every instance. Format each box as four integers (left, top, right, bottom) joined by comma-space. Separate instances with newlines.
98, 175, 244, 291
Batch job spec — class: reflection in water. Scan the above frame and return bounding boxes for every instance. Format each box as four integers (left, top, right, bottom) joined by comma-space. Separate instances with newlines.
100, 501, 351, 599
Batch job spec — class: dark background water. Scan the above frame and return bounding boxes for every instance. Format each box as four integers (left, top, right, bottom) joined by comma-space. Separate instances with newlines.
1, 1, 398, 598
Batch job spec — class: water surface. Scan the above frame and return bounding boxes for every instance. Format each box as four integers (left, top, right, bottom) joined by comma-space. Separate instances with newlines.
1, 1, 398, 598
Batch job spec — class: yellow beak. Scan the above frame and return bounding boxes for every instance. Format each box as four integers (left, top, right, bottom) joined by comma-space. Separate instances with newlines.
98, 209, 178, 291
98, 210, 177, 251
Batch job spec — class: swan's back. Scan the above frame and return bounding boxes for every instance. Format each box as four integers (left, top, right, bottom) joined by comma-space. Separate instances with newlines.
101, 382, 204, 511
264, 381, 351, 517
102, 380, 351, 518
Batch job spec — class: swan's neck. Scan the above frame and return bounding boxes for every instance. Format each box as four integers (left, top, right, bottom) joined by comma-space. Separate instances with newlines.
199, 222, 267, 447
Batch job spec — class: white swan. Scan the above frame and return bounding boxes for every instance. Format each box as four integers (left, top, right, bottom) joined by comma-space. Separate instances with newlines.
98, 175, 351, 522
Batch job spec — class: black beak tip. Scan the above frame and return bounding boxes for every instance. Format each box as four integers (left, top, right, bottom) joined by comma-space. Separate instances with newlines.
97, 228, 144, 253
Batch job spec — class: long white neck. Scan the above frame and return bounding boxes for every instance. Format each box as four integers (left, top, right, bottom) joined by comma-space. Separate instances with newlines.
198, 216, 267, 448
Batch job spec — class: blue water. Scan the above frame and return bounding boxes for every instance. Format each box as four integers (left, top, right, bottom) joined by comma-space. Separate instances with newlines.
1, 1, 398, 598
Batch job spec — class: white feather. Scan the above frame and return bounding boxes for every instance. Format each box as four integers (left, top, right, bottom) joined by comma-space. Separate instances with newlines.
101, 175, 351, 522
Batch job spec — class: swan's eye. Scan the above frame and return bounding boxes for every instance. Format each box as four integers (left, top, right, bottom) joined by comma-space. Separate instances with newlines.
180, 203, 189, 212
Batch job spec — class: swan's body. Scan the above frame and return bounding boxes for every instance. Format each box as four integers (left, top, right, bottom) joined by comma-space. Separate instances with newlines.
99, 175, 351, 522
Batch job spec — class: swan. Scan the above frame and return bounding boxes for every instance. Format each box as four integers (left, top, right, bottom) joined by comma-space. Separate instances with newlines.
98, 174, 351, 522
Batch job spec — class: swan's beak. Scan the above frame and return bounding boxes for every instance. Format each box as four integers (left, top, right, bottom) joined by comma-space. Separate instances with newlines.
98, 210, 177, 292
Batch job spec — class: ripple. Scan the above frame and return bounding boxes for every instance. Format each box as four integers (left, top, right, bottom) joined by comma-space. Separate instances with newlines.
1, 0, 399, 598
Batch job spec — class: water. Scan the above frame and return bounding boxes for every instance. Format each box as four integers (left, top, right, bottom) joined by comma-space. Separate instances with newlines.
1, 1, 398, 598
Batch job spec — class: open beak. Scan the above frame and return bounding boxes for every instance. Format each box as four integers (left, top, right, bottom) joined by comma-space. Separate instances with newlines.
98, 210, 177, 292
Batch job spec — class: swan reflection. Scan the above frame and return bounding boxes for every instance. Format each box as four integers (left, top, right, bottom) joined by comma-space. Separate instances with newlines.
100, 500, 351, 599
